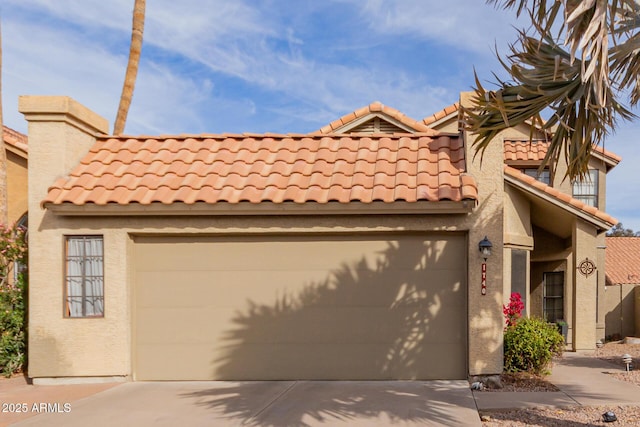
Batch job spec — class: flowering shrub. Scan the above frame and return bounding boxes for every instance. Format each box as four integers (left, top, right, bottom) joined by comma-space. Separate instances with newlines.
0, 224, 27, 376
503, 292, 525, 327
503, 317, 564, 374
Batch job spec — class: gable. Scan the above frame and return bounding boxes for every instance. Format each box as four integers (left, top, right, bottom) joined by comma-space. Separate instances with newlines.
504, 165, 616, 234
315, 102, 437, 135
422, 103, 459, 133
343, 115, 414, 134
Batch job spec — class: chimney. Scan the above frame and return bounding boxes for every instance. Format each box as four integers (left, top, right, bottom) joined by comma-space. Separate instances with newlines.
19, 96, 109, 217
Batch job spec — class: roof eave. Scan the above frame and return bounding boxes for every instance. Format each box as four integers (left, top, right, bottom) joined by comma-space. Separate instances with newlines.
44, 200, 477, 217
504, 175, 615, 232
591, 149, 620, 170
5, 143, 28, 160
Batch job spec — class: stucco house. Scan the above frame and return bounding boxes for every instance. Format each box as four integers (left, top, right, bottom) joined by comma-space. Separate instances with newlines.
19, 93, 618, 383
605, 237, 640, 339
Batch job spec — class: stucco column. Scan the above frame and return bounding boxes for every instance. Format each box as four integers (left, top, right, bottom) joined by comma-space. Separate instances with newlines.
572, 219, 598, 350
19, 96, 108, 379
460, 92, 505, 376
595, 233, 607, 341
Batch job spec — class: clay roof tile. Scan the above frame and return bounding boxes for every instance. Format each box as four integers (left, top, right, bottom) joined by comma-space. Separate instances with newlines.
43, 132, 478, 208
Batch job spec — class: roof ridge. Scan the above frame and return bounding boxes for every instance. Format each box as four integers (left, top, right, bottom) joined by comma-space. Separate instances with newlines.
98, 132, 444, 141
422, 102, 460, 126
314, 102, 437, 135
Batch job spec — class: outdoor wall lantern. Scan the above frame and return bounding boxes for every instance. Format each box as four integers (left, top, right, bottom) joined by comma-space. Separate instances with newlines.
478, 236, 493, 261
478, 236, 492, 296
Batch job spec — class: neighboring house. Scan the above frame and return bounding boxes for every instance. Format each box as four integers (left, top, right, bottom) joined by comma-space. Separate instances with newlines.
19, 93, 617, 383
3, 125, 28, 227
605, 237, 640, 339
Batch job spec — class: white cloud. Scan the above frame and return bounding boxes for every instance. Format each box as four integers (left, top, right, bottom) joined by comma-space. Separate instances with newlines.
338, 0, 524, 54
3, 13, 216, 135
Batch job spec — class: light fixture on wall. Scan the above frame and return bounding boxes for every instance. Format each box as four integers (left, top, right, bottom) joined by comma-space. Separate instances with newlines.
478, 236, 492, 296
479, 236, 493, 261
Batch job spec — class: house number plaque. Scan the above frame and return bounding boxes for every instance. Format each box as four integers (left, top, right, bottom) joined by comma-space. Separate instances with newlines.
578, 258, 596, 277
481, 262, 487, 295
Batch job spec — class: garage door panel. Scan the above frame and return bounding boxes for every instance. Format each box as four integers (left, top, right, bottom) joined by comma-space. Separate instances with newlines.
136, 343, 215, 380
134, 234, 467, 380
211, 342, 465, 380
136, 307, 237, 344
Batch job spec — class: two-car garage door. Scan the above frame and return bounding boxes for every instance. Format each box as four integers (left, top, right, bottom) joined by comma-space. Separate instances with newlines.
133, 234, 467, 380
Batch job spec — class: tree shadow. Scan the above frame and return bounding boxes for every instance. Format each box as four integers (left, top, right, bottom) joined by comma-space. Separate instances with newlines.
182, 235, 471, 426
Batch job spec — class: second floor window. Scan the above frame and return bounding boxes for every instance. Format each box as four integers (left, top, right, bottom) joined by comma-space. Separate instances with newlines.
572, 169, 599, 208
523, 168, 550, 185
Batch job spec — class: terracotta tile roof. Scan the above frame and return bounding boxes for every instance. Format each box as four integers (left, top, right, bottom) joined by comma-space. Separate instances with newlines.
314, 102, 438, 135
504, 165, 617, 225
422, 103, 459, 126
504, 140, 620, 166
43, 133, 478, 207
605, 237, 640, 285
3, 126, 28, 154
504, 140, 549, 162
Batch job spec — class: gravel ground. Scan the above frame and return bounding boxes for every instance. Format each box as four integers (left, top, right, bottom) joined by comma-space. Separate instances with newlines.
481, 342, 640, 426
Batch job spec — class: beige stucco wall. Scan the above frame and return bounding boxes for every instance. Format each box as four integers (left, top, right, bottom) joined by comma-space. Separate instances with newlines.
504, 186, 533, 249
22, 94, 508, 380
431, 117, 459, 134
7, 150, 28, 225
604, 284, 637, 339
20, 96, 115, 379
460, 92, 505, 376
572, 219, 599, 350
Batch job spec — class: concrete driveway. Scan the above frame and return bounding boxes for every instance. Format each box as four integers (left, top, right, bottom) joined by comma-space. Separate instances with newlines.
11, 380, 481, 426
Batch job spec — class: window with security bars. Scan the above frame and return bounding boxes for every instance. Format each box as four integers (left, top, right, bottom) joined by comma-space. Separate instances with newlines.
572, 169, 598, 207
543, 271, 564, 323
65, 236, 104, 317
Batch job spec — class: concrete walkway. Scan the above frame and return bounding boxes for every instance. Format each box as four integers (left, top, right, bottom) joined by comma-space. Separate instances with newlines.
474, 352, 640, 411
6, 380, 482, 426
3, 353, 640, 426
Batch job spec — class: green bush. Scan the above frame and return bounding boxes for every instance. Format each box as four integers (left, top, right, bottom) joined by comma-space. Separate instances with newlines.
504, 317, 564, 375
0, 273, 26, 376
0, 224, 28, 377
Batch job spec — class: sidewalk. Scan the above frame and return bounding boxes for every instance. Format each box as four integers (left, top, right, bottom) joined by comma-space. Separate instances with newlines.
0, 375, 118, 427
473, 352, 640, 411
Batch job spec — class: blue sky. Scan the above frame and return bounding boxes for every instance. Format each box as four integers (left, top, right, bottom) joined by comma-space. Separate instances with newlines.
3, 1, 640, 230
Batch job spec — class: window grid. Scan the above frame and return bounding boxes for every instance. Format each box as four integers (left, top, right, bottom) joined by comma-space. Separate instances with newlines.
65, 236, 104, 318
572, 169, 598, 208
543, 271, 564, 323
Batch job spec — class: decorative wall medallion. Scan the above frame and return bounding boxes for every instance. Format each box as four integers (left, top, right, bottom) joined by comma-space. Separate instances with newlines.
578, 258, 596, 277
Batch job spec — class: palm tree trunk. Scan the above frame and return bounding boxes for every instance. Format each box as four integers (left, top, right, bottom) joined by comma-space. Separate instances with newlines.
0, 22, 9, 225
113, 0, 146, 135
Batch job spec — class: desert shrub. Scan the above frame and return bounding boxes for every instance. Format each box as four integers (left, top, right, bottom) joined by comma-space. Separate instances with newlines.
0, 224, 28, 376
504, 316, 564, 375
0, 273, 26, 376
